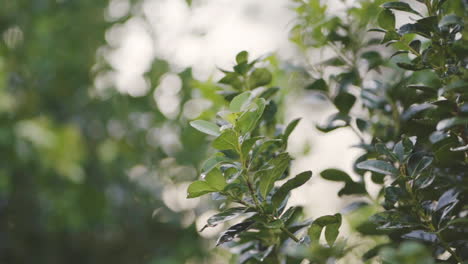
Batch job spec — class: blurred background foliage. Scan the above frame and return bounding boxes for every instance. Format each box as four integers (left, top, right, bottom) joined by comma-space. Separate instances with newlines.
0, 0, 229, 263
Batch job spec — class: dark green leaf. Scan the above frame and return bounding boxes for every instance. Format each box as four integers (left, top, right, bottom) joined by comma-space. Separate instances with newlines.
282, 118, 301, 143
272, 171, 312, 208
320, 169, 353, 182
381, 2, 421, 16
334, 92, 356, 114
216, 220, 255, 246
356, 160, 399, 176
257, 153, 291, 198
306, 78, 328, 92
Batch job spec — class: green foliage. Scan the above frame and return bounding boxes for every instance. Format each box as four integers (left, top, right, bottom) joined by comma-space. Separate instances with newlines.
191, 0, 468, 263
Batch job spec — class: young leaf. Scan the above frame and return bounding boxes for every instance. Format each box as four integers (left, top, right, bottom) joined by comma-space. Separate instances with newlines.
271, 171, 312, 208
205, 168, 227, 191
236, 98, 266, 134
212, 129, 239, 151
190, 120, 220, 136
229, 92, 251, 112
187, 181, 217, 198
236, 50, 249, 64
356, 160, 399, 176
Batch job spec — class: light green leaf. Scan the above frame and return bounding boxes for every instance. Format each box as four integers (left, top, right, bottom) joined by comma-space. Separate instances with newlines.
357, 160, 399, 176
205, 168, 226, 191
212, 129, 239, 151
272, 171, 312, 208
236, 98, 266, 134
240, 136, 263, 158
187, 180, 217, 198
202, 153, 231, 173
229, 91, 251, 112
190, 120, 220, 136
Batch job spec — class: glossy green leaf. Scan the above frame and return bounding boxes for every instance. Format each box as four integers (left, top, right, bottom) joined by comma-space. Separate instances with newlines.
190, 120, 220, 136
272, 171, 312, 208
212, 129, 239, 151
356, 160, 398, 176
382, 2, 421, 16
187, 180, 217, 198
436, 117, 468, 130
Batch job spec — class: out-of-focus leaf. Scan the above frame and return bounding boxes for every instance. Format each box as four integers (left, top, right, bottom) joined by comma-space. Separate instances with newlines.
378, 9, 395, 30
306, 78, 328, 92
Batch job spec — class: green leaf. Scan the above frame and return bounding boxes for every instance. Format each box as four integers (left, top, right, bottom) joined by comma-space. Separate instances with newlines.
205, 168, 226, 190
334, 92, 356, 114
212, 129, 239, 151
381, 2, 421, 16
361, 51, 383, 71
216, 220, 254, 246
272, 171, 312, 208
264, 219, 284, 229
282, 118, 301, 143
257, 153, 291, 198
375, 143, 399, 162
305, 78, 328, 92
202, 153, 231, 173
248, 68, 272, 89
436, 117, 468, 130
240, 136, 263, 158
205, 207, 249, 228
190, 120, 220, 136
308, 214, 342, 245
187, 180, 217, 198
236, 98, 266, 134
439, 15, 463, 28
378, 9, 395, 30
320, 169, 352, 182
356, 160, 398, 176
408, 155, 433, 177
230, 92, 251, 112
235, 50, 249, 64
325, 214, 342, 246
338, 181, 367, 196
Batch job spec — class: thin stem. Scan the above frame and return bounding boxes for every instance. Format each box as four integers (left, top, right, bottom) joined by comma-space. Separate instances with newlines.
280, 227, 300, 243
